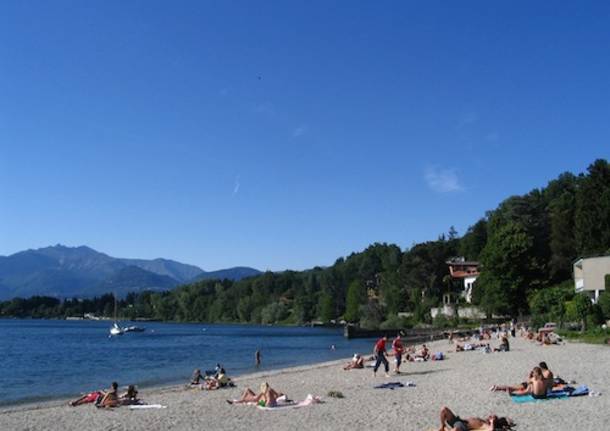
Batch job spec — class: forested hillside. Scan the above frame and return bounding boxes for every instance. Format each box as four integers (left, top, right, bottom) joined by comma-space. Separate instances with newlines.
2, 159, 610, 326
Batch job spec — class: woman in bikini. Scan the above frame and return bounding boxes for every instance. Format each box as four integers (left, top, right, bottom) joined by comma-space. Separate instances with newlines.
227, 382, 283, 407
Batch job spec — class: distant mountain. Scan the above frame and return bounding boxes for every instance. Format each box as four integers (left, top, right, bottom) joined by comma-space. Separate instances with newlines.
93, 265, 179, 297
119, 258, 203, 283
0, 245, 260, 300
191, 267, 262, 283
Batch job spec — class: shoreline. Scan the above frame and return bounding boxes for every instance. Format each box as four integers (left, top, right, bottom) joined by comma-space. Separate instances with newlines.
2, 337, 609, 431
0, 357, 349, 414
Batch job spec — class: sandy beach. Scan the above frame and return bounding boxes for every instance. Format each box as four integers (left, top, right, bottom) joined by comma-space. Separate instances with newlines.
1, 336, 608, 431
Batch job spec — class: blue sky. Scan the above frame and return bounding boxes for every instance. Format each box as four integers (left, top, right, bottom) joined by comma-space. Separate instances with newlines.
1, 1, 609, 271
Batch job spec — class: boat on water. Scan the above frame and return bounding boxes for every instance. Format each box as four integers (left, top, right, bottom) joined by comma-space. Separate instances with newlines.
108, 294, 145, 336
110, 322, 125, 336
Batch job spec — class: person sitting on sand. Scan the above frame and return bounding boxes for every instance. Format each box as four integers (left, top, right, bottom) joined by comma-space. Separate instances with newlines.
120, 385, 140, 405
97, 382, 120, 408
344, 354, 364, 370
538, 362, 554, 392
205, 368, 232, 390
228, 382, 283, 407
415, 344, 430, 360
494, 336, 510, 352
508, 367, 547, 398
438, 406, 515, 431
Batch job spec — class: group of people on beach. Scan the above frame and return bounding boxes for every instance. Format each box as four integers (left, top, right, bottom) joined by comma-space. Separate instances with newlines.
66, 322, 577, 429
190, 363, 234, 390
343, 335, 442, 375
69, 382, 139, 408
490, 361, 564, 399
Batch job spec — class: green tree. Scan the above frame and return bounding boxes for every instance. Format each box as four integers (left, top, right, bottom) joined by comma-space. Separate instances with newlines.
598, 291, 610, 320
344, 280, 365, 322
575, 159, 610, 255
459, 219, 488, 261
318, 292, 334, 323
574, 293, 592, 332
476, 221, 535, 316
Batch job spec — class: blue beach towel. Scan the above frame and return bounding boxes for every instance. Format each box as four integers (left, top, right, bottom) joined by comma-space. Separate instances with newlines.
511, 393, 569, 403
511, 385, 589, 403
569, 385, 589, 397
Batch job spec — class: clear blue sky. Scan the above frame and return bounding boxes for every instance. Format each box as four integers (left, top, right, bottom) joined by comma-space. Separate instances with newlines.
1, 1, 609, 271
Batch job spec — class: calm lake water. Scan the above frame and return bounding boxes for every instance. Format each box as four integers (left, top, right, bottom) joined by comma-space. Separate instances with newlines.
0, 319, 375, 406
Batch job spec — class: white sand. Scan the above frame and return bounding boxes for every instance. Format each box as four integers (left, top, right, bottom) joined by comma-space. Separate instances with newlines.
1, 337, 609, 430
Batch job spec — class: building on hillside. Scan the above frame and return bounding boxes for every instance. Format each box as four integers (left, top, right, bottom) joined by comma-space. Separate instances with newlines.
446, 257, 480, 303
573, 255, 610, 303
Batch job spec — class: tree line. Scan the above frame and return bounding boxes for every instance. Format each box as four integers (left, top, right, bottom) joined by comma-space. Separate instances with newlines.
2, 159, 610, 328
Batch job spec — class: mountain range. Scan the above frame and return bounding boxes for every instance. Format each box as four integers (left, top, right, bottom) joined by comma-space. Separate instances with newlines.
0, 245, 261, 300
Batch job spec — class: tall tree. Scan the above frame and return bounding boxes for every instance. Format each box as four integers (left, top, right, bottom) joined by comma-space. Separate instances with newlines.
575, 159, 610, 255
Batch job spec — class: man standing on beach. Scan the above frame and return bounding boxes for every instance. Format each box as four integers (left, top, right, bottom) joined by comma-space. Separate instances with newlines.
373, 335, 390, 377
392, 334, 404, 374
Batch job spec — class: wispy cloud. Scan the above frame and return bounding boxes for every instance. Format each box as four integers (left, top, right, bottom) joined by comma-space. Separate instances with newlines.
292, 125, 308, 138
424, 166, 464, 193
233, 176, 240, 196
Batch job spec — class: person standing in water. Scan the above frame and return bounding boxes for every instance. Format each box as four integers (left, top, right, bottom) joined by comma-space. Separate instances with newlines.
373, 335, 390, 377
255, 349, 261, 367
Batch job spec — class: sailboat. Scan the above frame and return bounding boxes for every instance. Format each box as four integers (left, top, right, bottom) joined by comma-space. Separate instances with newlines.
109, 294, 125, 337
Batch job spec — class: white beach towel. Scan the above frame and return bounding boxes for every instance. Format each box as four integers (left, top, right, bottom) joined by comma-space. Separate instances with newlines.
256, 394, 322, 410
129, 404, 167, 410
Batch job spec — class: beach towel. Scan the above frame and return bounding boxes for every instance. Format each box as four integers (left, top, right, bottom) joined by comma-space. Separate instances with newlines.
128, 404, 167, 409
569, 385, 589, 397
256, 394, 322, 410
373, 381, 416, 390
511, 393, 568, 403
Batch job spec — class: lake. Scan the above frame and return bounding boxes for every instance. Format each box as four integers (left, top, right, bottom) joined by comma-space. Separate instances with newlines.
0, 319, 376, 406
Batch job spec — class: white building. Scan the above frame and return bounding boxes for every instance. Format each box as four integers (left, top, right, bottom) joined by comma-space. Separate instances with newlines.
446, 257, 480, 303
574, 255, 610, 303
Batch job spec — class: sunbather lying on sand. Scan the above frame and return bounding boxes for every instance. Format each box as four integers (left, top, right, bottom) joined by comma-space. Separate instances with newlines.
227, 382, 284, 407
438, 406, 515, 430
69, 389, 104, 407
344, 354, 364, 370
